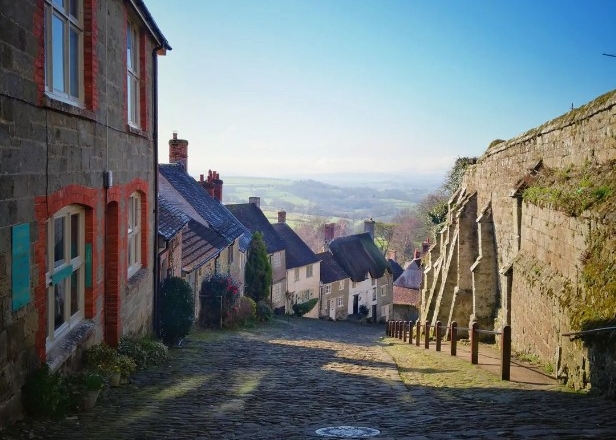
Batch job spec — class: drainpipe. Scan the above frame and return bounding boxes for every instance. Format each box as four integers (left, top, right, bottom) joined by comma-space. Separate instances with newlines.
152, 45, 161, 337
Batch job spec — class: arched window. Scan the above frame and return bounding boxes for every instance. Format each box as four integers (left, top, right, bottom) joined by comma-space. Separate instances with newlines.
127, 192, 141, 277
46, 205, 85, 349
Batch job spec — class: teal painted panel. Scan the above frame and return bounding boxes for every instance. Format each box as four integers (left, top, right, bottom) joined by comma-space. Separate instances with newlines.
12, 223, 31, 310
51, 264, 73, 286
85, 243, 92, 288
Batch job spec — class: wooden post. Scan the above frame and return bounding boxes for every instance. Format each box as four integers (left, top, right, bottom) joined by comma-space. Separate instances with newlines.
399, 321, 404, 340
424, 322, 430, 349
501, 325, 511, 381
435, 320, 442, 351
403, 321, 407, 342
395, 321, 400, 339
471, 322, 479, 365
409, 321, 414, 344
415, 320, 421, 346
450, 321, 458, 356
386, 320, 390, 336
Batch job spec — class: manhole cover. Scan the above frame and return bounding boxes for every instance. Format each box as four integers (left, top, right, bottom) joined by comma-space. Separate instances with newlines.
315, 426, 381, 437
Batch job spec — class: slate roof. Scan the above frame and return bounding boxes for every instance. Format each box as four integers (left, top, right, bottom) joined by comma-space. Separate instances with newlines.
181, 220, 228, 273
226, 203, 285, 254
159, 164, 251, 251
158, 195, 190, 240
328, 233, 391, 282
389, 259, 404, 282
272, 223, 320, 269
393, 258, 422, 290
316, 251, 348, 284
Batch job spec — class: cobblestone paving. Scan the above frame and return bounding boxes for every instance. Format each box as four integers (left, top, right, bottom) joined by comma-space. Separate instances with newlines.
3, 318, 616, 439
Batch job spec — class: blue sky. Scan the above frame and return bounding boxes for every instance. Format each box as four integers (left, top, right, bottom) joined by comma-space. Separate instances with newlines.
147, 0, 616, 183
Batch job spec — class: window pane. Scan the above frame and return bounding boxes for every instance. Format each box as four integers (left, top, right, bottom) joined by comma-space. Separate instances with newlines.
53, 0, 64, 8
69, 27, 79, 97
70, 213, 79, 258
70, 269, 80, 316
54, 281, 66, 330
52, 14, 65, 92
69, 0, 78, 19
54, 216, 65, 267
127, 25, 133, 69
128, 236, 133, 267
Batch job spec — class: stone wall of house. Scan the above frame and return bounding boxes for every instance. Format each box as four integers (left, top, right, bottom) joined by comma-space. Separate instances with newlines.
421, 89, 616, 394
0, 0, 160, 425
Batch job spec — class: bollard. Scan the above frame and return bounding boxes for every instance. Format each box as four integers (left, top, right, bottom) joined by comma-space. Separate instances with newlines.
395, 321, 399, 339
424, 322, 430, 349
435, 320, 442, 352
409, 321, 414, 344
450, 321, 458, 356
501, 325, 511, 381
415, 320, 421, 346
403, 321, 407, 342
399, 321, 404, 340
471, 322, 479, 365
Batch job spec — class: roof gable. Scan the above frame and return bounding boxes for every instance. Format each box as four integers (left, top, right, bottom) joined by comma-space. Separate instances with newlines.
394, 259, 422, 289
328, 233, 391, 282
226, 203, 285, 254
272, 223, 320, 269
316, 251, 348, 284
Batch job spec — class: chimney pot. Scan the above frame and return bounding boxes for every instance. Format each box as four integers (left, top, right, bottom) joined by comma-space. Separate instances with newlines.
200, 174, 204, 182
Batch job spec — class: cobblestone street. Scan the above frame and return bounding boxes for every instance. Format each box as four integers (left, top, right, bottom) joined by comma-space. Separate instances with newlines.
3, 318, 616, 439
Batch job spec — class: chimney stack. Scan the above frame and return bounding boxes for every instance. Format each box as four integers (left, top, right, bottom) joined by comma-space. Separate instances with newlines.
278, 210, 286, 223
169, 131, 189, 171
387, 249, 397, 262
198, 170, 224, 202
422, 237, 431, 255
249, 197, 260, 208
364, 218, 375, 239
413, 249, 421, 260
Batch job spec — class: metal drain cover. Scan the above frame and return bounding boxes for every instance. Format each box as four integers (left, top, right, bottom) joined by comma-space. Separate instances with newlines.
315, 426, 381, 437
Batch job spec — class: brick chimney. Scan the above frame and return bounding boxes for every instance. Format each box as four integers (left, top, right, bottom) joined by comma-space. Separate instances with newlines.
413, 249, 421, 260
198, 170, 223, 202
364, 218, 375, 239
387, 249, 397, 262
169, 131, 188, 171
249, 197, 260, 208
278, 210, 286, 223
422, 237, 431, 255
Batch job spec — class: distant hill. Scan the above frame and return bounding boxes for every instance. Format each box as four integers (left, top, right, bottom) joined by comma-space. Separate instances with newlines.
220, 176, 438, 223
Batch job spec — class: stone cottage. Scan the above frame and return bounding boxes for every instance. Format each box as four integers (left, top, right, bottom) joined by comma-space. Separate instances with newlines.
0, 0, 170, 424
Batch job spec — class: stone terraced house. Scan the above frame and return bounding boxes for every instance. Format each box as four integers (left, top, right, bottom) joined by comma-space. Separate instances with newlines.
0, 0, 170, 425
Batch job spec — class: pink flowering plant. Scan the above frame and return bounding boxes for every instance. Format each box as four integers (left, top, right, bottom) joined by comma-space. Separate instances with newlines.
199, 273, 242, 328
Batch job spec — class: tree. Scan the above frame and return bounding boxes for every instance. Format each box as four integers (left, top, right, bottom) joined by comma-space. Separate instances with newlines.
374, 221, 396, 255
389, 208, 426, 262
159, 277, 195, 344
244, 232, 272, 303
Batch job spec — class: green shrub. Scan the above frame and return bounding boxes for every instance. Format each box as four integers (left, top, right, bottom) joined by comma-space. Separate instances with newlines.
84, 343, 137, 379
292, 298, 318, 317
117, 336, 168, 370
358, 304, 369, 317
22, 364, 70, 418
256, 300, 273, 322
237, 296, 257, 325
159, 276, 195, 344
199, 273, 241, 328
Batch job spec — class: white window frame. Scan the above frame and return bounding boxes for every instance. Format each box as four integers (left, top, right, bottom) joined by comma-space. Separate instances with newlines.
371, 276, 376, 285
273, 282, 282, 303
46, 205, 85, 350
372, 287, 377, 301
127, 192, 142, 278
381, 285, 387, 296
324, 284, 332, 295
337, 297, 343, 307
44, 0, 84, 105
294, 268, 300, 282
272, 252, 281, 268
306, 264, 313, 278
127, 19, 140, 127
338, 280, 345, 290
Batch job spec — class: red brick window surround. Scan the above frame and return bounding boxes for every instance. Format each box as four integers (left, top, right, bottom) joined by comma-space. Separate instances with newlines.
39, 0, 97, 111
126, 19, 140, 128
127, 192, 142, 278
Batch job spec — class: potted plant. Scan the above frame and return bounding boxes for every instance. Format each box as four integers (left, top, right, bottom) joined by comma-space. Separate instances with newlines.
84, 344, 136, 386
68, 371, 106, 411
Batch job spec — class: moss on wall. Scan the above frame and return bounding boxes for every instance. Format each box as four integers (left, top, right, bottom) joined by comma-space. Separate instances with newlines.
522, 161, 616, 331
